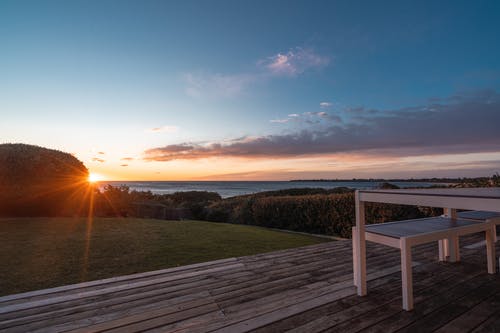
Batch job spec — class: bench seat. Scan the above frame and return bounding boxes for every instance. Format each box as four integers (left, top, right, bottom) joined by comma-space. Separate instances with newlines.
365, 217, 487, 247
457, 210, 500, 221
457, 210, 500, 242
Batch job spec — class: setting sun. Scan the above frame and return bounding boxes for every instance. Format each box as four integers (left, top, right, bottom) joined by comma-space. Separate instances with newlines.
88, 173, 104, 183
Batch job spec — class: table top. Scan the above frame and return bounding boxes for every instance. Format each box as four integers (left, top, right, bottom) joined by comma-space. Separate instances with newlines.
359, 187, 500, 199
357, 187, 500, 212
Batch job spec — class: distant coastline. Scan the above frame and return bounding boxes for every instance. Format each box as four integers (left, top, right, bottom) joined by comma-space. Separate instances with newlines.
290, 178, 460, 183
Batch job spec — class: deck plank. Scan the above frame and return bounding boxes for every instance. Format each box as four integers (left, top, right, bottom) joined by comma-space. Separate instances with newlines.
434, 291, 500, 333
396, 278, 500, 333
254, 262, 478, 333
357, 268, 490, 333
0, 233, 498, 333
283, 264, 486, 333
470, 315, 500, 333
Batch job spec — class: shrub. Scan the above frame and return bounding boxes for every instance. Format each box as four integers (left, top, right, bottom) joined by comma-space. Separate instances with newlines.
94, 185, 133, 217
93, 187, 221, 219
378, 182, 400, 189
250, 187, 354, 198
0, 143, 90, 216
168, 191, 221, 204
168, 191, 222, 219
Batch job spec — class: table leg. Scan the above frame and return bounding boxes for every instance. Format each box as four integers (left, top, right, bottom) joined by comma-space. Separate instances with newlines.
401, 238, 413, 311
354, 191, 367, 296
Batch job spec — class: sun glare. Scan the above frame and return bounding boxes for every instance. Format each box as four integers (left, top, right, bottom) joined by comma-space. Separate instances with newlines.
88, 173, 103, 183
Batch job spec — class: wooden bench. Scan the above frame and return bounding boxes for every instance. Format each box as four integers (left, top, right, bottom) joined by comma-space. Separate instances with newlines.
457, 210, 500, 242
353, 216, 496, 311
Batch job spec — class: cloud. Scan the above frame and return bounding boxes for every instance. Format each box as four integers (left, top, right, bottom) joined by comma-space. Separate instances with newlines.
92, 158, 105, 163
320, 102, 332, 108
305, 111, 342, 123
195, 159, 500, 181
120, 164, 128, 167
121, 157, 134, 161
148, 125, 179, 133
259, 47, 330, 76
270, 118, 291, 123
184, 47, 329, 98
98, 151, 105, 155
303, 111, 328, 117
145, 90, 500, 161
271, 111, 342, 125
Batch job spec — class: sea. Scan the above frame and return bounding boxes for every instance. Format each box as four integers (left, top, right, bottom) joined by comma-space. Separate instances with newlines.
99, 181, 443, 199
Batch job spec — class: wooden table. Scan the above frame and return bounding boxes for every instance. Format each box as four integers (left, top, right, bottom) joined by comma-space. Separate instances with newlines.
352, 187, 500, 309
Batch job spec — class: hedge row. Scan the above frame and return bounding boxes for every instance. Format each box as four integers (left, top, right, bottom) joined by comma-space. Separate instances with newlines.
206, 192, 440, 238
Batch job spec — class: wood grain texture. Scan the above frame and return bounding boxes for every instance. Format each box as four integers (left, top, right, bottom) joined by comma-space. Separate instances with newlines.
1, 232, 499, 333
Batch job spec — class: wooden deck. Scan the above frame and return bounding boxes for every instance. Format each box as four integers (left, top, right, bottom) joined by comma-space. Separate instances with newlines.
1, 233, 499, 332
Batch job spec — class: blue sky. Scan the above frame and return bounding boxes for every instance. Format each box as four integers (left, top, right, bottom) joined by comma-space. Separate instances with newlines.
1, 0, 500, 180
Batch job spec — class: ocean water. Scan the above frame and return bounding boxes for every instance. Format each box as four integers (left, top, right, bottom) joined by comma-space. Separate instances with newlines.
99, 181, 441, 199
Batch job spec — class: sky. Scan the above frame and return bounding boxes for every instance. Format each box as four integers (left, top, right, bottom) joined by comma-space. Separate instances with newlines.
1, 0, 500, 180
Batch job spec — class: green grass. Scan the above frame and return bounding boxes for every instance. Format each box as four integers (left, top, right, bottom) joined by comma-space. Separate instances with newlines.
0, 217, 329, 296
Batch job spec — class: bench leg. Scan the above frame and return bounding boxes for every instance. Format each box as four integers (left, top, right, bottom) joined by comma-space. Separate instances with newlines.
448, 236, 460, 262
401, 239, 413, 311
486, 225, 496, 274
442, 208, 460, 262
438, 239, 446, 261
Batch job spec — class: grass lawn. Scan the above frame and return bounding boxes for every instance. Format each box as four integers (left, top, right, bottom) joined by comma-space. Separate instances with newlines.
0, 217, 329, 296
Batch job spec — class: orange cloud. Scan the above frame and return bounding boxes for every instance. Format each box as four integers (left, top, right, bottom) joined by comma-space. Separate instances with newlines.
144, 90, 500, 162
